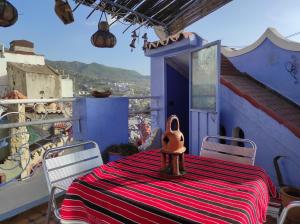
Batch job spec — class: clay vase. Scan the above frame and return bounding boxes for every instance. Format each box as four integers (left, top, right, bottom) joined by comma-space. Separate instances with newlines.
47, 103, 57, 111
54, 0, 74, 25
0, 0, 18, 27
280, 186, 300, 222
162, 115, 185, 153
91, 21, 117, 48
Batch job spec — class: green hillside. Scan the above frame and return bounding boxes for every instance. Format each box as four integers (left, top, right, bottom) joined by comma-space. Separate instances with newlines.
46, 60, 150, 96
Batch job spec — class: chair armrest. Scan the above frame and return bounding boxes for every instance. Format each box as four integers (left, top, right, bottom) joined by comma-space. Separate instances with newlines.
277, 201, 300, 224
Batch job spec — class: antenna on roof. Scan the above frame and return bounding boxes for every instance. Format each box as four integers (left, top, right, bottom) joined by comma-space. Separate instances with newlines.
0, 43, 4, 58
285, 31, 300, 39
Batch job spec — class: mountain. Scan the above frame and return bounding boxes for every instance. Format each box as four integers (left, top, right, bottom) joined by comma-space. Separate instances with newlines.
46, 60, 149, 82
46, 60, 150, 95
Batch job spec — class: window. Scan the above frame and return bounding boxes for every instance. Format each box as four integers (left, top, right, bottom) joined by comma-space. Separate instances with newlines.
191, 45, 218, 110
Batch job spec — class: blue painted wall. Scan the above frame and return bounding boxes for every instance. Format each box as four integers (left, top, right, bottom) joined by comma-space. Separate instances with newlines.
73, 97, 129, 162
229, 39, 300, 106
166, 64, 189, 149
220, 85, 300, 188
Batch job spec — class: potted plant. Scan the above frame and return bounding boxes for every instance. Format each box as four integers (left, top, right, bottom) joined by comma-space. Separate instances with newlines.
106, 143, 139, 162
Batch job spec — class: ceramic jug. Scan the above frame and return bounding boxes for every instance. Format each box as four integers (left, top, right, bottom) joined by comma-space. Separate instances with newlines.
162, 115, 185, 153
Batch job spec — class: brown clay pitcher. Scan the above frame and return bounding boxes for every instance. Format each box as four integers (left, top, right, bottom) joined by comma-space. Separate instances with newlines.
162, 115, 185, 153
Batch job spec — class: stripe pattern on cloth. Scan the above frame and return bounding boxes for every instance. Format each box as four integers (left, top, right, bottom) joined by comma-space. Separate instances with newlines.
61, 150, 276, 224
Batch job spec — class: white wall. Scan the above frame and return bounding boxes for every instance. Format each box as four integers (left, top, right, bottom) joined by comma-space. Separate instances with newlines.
0, 52, 45, 96
0, 60, 8, 96
61, 79, 74, 97
3, 52, 45, 66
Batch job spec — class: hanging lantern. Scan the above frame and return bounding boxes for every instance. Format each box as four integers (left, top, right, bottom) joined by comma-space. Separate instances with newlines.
54, 0, 74, 25
129, 31, 138, 50
129, 38, 136, 49
142, 33, 148, 50
91, 21, 117, 48
0, 0, 18, 27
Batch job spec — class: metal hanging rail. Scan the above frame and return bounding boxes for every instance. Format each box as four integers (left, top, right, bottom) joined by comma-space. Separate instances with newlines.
96, 0, 166, 27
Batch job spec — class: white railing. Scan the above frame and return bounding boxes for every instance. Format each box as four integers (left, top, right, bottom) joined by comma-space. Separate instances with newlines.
0, 98, 78, 129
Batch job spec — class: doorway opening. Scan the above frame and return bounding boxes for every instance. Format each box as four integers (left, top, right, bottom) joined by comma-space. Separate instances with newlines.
165, 53, 189, 150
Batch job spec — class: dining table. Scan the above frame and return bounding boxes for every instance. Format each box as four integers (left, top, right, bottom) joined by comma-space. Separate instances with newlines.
60, 149, 276, 224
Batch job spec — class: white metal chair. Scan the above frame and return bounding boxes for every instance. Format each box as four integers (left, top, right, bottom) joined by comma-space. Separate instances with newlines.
277, 201, 300, 224
42, 141, 103, 223
200, 136, 257, 165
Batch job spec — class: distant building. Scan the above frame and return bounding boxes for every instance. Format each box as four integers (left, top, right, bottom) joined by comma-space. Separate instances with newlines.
0, 40, 73, 98
7, 62, 61, 99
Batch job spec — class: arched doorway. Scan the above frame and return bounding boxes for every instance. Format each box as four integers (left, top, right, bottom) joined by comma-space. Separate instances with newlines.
219, 125, 226, 144
232, 127, 245, 147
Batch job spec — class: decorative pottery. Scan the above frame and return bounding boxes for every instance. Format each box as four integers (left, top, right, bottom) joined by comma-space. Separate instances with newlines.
160, 115, 186, 178
274, 156, 300, 222
54, 0, 74, 25
47, 102, 57, 111
91, 21, 117, 48
35, 104, 46, 114
91, 90, 112, 98
162, 115, 185, 154
0, 0, 18, 27
280, 186, 300, 222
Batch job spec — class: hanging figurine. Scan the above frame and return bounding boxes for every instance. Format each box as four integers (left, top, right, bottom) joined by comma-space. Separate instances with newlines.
130, 30, 138, 51
142, 32, 148, 51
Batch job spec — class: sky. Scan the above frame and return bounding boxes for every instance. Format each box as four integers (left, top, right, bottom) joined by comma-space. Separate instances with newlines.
1, 0, 300, 76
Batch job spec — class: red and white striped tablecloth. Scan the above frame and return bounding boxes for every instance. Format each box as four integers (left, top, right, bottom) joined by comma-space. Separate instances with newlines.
61, 149, 276, 224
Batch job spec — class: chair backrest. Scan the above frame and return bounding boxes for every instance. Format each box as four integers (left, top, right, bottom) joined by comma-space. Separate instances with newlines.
42, 141, 103, 192
200, 136, 257, 165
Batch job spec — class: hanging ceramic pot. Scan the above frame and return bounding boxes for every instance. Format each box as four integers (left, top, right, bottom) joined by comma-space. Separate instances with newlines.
0, 0, 18, 27
142, 32, 148, 50
54, 0, 74, 25
129, 38, 136, 48
91, 21, 117, 48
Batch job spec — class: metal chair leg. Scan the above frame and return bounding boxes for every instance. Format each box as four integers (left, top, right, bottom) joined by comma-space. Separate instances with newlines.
46, 187, 56, 224
46, 196, 53, 224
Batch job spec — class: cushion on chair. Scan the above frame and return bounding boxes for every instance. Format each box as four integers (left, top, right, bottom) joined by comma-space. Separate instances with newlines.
138, 128, 162, 151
